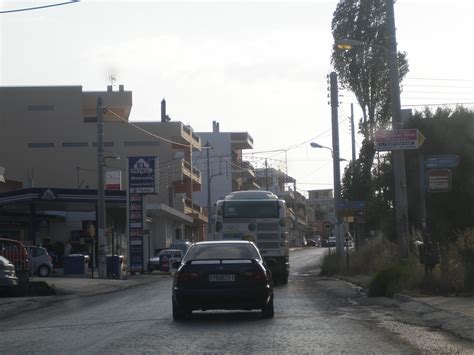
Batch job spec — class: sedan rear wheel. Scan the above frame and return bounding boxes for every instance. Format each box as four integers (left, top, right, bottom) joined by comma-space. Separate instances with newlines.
37, 265, 50, 277
172, 298, 190, 320
261, 295, 274, 318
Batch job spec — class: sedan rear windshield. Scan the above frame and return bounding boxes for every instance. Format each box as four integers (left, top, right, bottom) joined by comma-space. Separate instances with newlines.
184, 244, 260, 261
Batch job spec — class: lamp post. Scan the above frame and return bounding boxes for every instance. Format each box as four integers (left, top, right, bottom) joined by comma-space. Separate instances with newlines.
334, 0, 409, 258
310, 143, 348, 162
206, 142, 212, 238
310, 140, 346, 256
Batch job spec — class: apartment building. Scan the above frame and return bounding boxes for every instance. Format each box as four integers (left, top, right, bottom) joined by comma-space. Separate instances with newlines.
308, 189, 335, 236
192, 121, 259, 233
0, 86, 206, 263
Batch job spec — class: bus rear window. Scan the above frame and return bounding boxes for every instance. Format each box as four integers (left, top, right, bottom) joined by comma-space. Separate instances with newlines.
223, 201, 279, 218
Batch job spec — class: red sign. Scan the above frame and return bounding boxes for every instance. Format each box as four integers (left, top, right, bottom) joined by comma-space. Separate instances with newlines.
375, 129, 425, 151
427, 169, 451, 192
322, 221, 333, 231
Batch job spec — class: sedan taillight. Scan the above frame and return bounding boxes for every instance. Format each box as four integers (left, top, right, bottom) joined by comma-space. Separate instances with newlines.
243, 270, 266, 281
177, 271, 200, 282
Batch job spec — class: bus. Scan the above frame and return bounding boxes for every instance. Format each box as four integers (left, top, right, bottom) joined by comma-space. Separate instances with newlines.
213, 190, 289, 284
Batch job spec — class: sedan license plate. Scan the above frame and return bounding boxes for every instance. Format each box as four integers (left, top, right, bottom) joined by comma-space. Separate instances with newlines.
208, 274, 235, 282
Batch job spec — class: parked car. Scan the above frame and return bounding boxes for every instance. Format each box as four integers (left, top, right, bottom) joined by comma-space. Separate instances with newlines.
148, 249, 183, 272
169, 241, 192, 256
26, 246, 54, 277
172, 240, 274, 320
327, 236, 337, 247
0, 256, 18, 290
0, 238, 29, 283
306, 239, 318, 247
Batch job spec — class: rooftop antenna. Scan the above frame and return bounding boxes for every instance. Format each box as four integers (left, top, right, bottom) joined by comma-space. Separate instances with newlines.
109, 75, 116, 89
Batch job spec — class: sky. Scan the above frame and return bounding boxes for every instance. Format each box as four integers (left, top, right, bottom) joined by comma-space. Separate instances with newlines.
2, 0, 474, 195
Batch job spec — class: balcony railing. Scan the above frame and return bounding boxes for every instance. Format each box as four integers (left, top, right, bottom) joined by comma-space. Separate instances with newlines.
181, 159, 201, 181
231, 160, 256, 178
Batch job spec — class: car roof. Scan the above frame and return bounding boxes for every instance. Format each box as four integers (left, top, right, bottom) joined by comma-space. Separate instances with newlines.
193, 240, 254, 246
0, 237, 24, 244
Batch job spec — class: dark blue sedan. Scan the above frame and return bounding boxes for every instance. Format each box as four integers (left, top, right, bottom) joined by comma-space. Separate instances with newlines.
172, 241, 274, 320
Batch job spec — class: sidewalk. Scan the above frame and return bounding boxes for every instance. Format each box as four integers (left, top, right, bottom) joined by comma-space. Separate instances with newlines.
336, 274, 474, 342
394, 294, 474, 342
0, 270, 172, 319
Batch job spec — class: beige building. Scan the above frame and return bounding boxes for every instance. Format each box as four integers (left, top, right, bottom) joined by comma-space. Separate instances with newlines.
0, 86, 206, 267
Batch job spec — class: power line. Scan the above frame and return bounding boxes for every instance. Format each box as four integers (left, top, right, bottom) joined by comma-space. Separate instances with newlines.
402, 102, 474, 107
405, 77, 474, 82
107, 108, 195, 148
0, 0, 79, 14
402, 84, 474, 89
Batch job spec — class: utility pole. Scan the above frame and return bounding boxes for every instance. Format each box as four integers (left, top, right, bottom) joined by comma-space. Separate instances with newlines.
264, 159, 269, 191
206, 142, 212, 237
329, 72, 343, 256
96, 97, 107, 278
350, 103, 356, 162
386, 0, 409, 258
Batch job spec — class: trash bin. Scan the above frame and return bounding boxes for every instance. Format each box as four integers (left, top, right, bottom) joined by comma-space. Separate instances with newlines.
63, 254, 89, 275
107, 255, 124, 278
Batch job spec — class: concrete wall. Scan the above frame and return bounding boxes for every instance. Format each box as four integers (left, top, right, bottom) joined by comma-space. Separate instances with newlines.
192, 132, 233, 207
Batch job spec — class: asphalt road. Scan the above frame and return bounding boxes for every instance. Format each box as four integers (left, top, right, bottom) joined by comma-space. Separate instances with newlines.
0, 247, 471, 354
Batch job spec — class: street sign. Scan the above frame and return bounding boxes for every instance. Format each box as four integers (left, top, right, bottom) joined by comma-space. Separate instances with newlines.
375, 129, 425, 151
128, 156, 158, 194
338, 201, 366, 218
339, 200, 366, 210
427, 169, 451, 192
425, 155, 459, 169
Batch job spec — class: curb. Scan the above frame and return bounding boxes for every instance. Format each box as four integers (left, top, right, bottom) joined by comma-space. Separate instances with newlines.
393, 293, 474, 342
332, 275, 474, 343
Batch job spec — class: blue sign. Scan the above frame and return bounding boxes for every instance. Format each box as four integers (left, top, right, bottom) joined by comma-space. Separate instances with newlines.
339, 200, 366, 210
128, 156, 158, 194
425, 155, 459, 169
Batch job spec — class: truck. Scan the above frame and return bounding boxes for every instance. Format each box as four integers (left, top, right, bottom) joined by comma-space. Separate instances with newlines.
213, 190, 289, 284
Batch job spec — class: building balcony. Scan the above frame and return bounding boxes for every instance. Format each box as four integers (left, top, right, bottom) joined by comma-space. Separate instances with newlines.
230, 132, 254, 150
278, 190, 295, 204
231, 160, 256, 179
82, 87, 132, 121
241, 178, 260, 191
181, 160, 202, 185
170, 122, 201, 150
174, 196, 208, 224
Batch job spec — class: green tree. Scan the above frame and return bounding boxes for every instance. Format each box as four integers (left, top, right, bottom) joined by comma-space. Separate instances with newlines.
331, 0, 409, 137
332, 0, 409, 236
405, 107, 474, 233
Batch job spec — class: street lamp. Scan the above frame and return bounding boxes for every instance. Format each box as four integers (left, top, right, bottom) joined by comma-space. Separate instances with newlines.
310, 138, 344, 256
104, 155, 120, 164
334, 1, 409, 258
310, 142, 347, 162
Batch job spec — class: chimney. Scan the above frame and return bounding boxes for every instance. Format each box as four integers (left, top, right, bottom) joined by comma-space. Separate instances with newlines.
119, 84, 124, 92
107, 85, 112, 92
212, 121, 220, 132
161, 99, 166, 122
